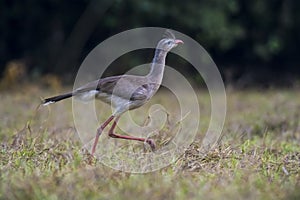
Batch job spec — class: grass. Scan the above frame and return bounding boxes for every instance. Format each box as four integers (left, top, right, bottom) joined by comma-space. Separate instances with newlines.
0, 86, 299, 199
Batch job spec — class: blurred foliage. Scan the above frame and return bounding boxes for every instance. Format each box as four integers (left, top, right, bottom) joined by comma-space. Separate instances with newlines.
41, 74, 62, 91
0, 0, 299, 86
0, 60, 26, 90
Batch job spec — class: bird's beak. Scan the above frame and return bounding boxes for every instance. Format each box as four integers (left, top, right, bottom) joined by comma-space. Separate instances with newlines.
175, 39, 184, 44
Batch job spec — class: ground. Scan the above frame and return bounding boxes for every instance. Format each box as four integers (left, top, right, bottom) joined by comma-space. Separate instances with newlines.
0, 86, 299, 200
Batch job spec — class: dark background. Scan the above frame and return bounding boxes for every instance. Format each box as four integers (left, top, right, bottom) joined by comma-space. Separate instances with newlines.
1, 0, 299, 88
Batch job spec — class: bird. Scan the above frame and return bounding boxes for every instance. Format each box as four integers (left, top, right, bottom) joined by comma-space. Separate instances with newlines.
43, 30, 183, 155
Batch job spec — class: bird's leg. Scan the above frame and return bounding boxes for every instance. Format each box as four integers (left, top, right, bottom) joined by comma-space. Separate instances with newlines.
108, 117, 156, 151
91, 115, 114, 155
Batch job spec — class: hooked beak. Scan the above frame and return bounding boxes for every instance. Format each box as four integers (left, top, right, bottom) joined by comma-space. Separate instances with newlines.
175, 39, 184, 44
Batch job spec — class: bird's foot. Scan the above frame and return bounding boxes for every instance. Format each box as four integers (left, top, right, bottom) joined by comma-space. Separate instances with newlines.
146, 139, 156, 151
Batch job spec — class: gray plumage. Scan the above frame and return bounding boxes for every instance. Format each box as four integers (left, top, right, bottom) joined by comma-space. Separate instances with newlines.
43, 30, 183, 154
44, 32, 182, 116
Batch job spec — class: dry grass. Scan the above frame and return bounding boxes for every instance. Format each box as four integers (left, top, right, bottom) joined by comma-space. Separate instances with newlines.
0, 86, 300, 199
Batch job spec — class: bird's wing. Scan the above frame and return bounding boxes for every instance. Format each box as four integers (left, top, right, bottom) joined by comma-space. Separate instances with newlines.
73, 76, 122, 94
97, 76, 123, 94
130, 83, 159, 101
73, 75, 159, 101
129, 85, 149, 100
99, 76, 159, 101
73, 75, 146, 99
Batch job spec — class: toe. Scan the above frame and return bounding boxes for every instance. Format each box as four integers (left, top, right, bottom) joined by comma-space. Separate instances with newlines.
147, 139, 156, 151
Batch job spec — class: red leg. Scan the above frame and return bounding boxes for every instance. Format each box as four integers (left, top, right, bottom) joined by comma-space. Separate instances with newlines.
108, 117, 156, 151
91, 115, 114, 155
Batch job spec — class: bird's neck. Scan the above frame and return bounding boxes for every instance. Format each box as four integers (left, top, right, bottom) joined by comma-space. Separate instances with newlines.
147, 49, 167, 84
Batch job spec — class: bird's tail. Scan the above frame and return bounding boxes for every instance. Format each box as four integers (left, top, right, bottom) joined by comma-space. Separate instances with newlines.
43, 92, 73, 105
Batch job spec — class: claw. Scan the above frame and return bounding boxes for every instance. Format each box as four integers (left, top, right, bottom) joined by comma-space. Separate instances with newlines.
146, 139, 156, 151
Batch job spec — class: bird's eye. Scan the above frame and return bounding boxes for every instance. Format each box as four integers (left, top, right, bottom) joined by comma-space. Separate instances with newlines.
167, 41, 172, 45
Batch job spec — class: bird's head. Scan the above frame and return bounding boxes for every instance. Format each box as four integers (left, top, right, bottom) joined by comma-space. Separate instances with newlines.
157, 38, 184, 52
156, 30, 183, 52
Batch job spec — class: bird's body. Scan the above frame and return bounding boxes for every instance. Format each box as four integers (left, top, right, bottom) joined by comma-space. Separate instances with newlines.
43, 30, 183, 155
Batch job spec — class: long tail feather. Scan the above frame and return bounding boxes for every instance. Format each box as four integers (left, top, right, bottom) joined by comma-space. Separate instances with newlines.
43, 92, 73, 105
